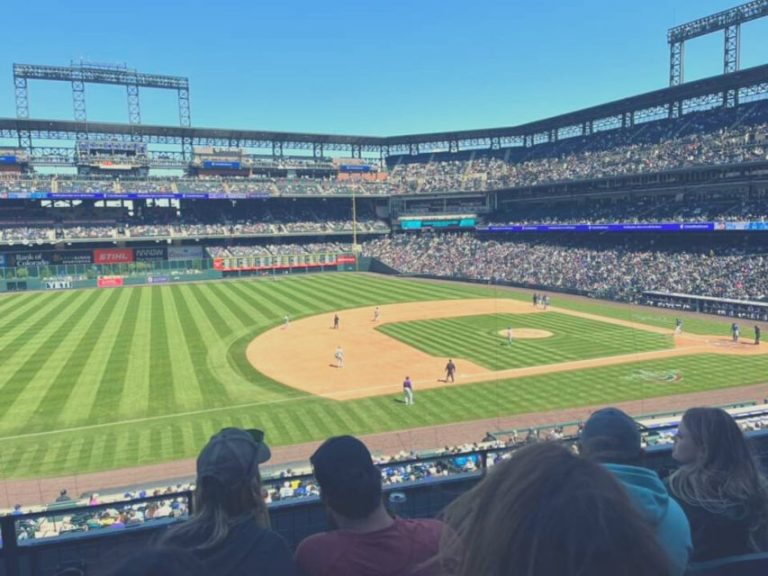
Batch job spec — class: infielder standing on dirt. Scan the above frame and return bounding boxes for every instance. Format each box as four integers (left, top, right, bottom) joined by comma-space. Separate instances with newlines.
403, 376, 413, 405
335, 345, 344, 368
373, 306, 381, 322
333, 314, 340, 330
445, 359, 456, 383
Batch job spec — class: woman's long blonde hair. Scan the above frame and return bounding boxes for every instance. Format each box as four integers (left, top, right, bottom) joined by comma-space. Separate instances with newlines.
161, 469, 268, 551
668, 407, 768, 551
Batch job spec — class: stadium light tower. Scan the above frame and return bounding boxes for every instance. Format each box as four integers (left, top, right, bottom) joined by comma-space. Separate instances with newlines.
13, 61, 192, 148
668, 0, 768, 87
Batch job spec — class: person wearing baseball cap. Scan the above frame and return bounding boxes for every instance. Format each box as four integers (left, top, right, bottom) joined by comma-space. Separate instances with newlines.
580, 408, 691, 575
162, 428, 295, 576
295, 435, 443, 576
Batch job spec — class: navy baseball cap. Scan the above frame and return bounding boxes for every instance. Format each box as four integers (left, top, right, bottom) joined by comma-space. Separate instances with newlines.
311, 436, 379, 492
581, 408, 642, 455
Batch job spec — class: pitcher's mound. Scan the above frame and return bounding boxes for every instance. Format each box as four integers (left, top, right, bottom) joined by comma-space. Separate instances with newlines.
497, 329, 553, 339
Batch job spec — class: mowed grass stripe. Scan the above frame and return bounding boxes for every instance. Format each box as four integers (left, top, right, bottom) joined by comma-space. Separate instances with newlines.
147, 287, 176, 415
339, 274, 479, 303
207, 283, 264, 327
0, 290, 101, 420
187, 283, 233, 340
0, 290, 82, 357
84, 288, 143, 424
267, 278, 348, 312
235, 279, 323, 315
240, 281, 305, 320
194, 283, 252, 333
118, 288, 153, 418
163, 286, 205, 411
174, 286, 230, 406
23, 288, 126, 430
0, 292, 50, 329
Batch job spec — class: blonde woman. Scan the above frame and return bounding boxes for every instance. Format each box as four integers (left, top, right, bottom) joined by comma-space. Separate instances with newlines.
161, 428, 295, 576
669, 407, 768, 562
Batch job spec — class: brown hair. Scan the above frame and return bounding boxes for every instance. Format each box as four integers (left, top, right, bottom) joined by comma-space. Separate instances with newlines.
438, 443, 670, 576
668, 407, 768, 551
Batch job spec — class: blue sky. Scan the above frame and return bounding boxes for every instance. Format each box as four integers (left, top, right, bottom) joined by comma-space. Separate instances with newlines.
1, 0, 767, 136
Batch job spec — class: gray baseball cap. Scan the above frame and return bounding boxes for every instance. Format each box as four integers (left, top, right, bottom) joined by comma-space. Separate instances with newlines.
196, 428, 271, 489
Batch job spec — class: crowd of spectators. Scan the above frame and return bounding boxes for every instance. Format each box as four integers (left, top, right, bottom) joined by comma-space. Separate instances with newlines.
488, 193, 768, 226
388, 104, 768, 194
207, 242, 350, 259
0, 219, 388, 244
362, 233, 768, 302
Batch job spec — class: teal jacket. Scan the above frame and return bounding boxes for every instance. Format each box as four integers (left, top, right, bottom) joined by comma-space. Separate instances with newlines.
605, 463, 692, 576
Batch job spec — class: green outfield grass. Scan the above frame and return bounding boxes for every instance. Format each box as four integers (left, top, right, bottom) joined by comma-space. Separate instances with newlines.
0, 273, 764, 480
377, 312, 673, 370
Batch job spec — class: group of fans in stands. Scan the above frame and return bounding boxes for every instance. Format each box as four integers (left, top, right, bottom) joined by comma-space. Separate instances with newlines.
387, 105, 768, 194
362, 233, 768, 302
40, 405, 766, 575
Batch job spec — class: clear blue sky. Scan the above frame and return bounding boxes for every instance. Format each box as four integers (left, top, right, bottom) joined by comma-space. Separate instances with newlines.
1, 0, 767, 136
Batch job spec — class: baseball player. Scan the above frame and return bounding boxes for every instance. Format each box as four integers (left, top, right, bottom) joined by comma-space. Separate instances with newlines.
732, 322, 740, 343
403, 376, 414, 405
507, 326, 513, 346
283, 314, 290, 329
333, 314, 340, 330
755, 325, 761, 345
373, 306, 381, 322
445, 359, 456, 383
674, 318, 682, 336
335, 345, 344, 368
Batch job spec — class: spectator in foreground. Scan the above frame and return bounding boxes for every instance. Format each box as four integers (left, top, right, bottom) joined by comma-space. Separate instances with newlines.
108, 547, 205, 576
161, 428, 295, 576
579, 407, 692, 575
295, 435, 443, 576
668, 407, 768, 562
438, 442, 671, 576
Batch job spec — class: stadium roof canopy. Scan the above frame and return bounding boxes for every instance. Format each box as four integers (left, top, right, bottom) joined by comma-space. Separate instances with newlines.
1, 63, 767, 158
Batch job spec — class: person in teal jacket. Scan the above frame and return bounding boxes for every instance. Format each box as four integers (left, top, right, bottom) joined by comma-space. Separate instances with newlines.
580, 407, 692, 576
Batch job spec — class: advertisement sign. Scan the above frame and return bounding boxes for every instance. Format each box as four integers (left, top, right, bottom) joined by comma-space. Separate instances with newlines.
147, 276, 170, 285
44, 280, 73, 290
167, 246, 204, 260
335, 255, 356, 264
94, 248, 134, 264
97, 277, 124, 288
134, 246, 167, 261
477, 222, 719, 233
49, 251, 93, 265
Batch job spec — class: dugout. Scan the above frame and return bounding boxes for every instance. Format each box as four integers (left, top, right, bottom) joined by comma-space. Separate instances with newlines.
643, 291, 768, 321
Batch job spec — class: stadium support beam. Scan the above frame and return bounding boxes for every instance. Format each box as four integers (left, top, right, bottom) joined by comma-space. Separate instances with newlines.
668, 0, 768, 86
724, 25, 740, 75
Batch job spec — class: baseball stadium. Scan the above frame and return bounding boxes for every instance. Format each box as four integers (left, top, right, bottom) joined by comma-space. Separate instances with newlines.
2, 1, 768, 575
